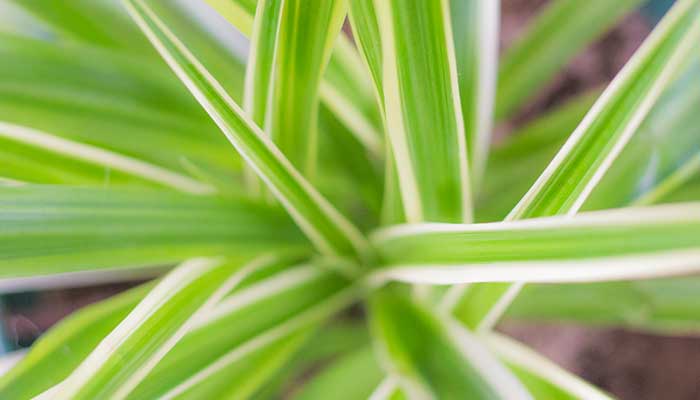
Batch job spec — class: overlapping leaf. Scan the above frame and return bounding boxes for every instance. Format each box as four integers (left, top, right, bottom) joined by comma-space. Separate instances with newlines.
204, 0, 383, 156
45, 258, 240, 399
369, 288, 531, 399
124, 0, 369, 260
453, 0, 700, 330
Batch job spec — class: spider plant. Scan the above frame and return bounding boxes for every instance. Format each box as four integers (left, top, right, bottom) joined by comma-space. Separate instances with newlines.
0, 0, 699, 398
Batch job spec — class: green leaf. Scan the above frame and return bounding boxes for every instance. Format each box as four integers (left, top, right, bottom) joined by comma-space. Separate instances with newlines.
455, 0, 700, 330
245, 0, 350, 176
265, 0, 349, 175
0, 254, 304, 399
45, 258, 242, 399
205, 0, 384, 157
0, 34, 242, 178
0, 284, 151, 399
8, 0, 153, 54
495, 0, 642, 119
0, 122, 213, 194
372, 203, 700, 287
291, 346, 384, 400
477, 91, 598, 222
451, 0, 500, 186
372, 0, 472, 223
585, 56, 700, 209
129, 264, 359, 398
508, 276, 700, 334
369, 288, 530, 399
485, 334, 613, 400
348, 0, 405, 225
124, 0, 370, 261
510, 0, 700, 220
0, 185, 305, 284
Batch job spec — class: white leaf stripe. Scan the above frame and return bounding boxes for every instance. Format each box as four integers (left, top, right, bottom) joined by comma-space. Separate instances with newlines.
51, 257, 224, 399
485, 333, 614, 400
124, 0, 370, 261
0, 122, 213, 194
508, 0, 700, 219
471, 2, 500, 185
441, 0, 473, 224
191, 264, 322, 330
443, 318, 532, 400
372, 0, 472, 223
367, 376, 400, 400
373, 0, 422, 222
373, 202, 700, 240
370, 249, 700, 285
158, 286, 360, 399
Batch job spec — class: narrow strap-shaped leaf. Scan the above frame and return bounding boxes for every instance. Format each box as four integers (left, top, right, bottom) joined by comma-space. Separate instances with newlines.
266, 0, 349, 175
347, 2, 405, 226
348, 0, 383, 104
124, 0, 370, 261
451, 0, 500, 187
46, 257, 244, 399
585, 56, 700, 209
507, 276, 700, 334
478, 91, 599, 222
373, 203, 700, 288
243, 0, 280, 130
0, 185, 305, 285
291, 346, 384, 400
131, 267, 358, 398
510, 0, 700, 219
495, 0, 643, 119
0, 122, 213, 194
241, 0, 283, 194
8, 0, 153, 54
0, 34, 242, 177
456, 0, 700, 330
0, 284, 151, 399
369, 289, 531, 399
485, 334, 613, 400
205, 0, 383, 157
0, 254, 302, 399
372, 0, 472, 223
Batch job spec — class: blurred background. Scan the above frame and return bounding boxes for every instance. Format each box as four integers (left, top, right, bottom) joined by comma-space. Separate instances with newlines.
0, 0, 697, 399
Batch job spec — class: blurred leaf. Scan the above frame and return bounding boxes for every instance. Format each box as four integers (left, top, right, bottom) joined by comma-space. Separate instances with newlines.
291, 346, 383, 400
0, 185, 305, 284
0, 122, 213, 193
451, 0, 500, 186
0, 284, 151, 399
48, 258, 243, 398
129, 264, 358, 398
509, 275, 700, 334
585, 56, 700, 209
485, 334, 613, 400
457, 0, 700, 330
369, 288, 530, 399
0, 34, 241, 178
8, 0, 153, 54
495, 0, 642, 119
